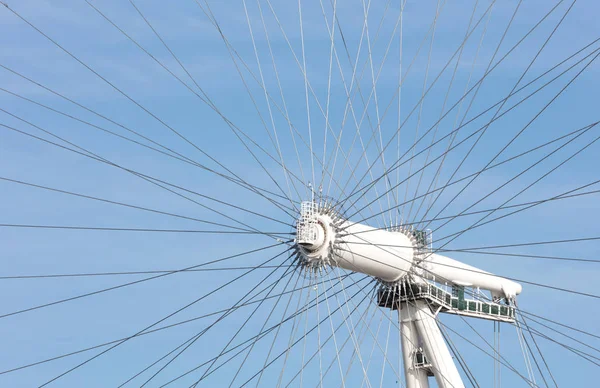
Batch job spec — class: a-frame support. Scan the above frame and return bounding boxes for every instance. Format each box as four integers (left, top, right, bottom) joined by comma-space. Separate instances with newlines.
399, 300, 465, 388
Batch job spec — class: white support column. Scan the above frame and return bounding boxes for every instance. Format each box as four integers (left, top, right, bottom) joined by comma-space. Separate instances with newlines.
406, 300, 465, 388
399, 304, 430, 388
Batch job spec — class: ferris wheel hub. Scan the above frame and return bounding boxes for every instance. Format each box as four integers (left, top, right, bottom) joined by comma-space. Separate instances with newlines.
297, 214, 334, 259
295, 200, 418, 280
294, 200, 342, 273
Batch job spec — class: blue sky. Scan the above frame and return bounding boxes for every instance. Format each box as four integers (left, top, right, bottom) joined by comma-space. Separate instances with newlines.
1, 0, 600, 386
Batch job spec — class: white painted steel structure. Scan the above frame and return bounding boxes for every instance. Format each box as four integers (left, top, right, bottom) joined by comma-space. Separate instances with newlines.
420, 253, 523, 300
296, 201, 522, 388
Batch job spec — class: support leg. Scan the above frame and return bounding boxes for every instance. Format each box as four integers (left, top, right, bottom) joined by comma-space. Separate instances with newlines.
405, 300, 465, 388
399, 304, 430, 388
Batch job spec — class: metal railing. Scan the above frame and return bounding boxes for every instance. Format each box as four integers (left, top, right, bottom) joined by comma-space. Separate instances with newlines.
297, 201, 318, 244
398, 282, 515, 321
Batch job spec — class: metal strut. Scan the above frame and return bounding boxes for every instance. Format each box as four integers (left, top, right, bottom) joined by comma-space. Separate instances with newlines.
400, 299, 465, 388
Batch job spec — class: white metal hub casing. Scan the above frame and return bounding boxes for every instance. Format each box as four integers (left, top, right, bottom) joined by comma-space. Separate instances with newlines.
297, 212, 334, 263
296, 201, 415, 282
335, 220, 415, 282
